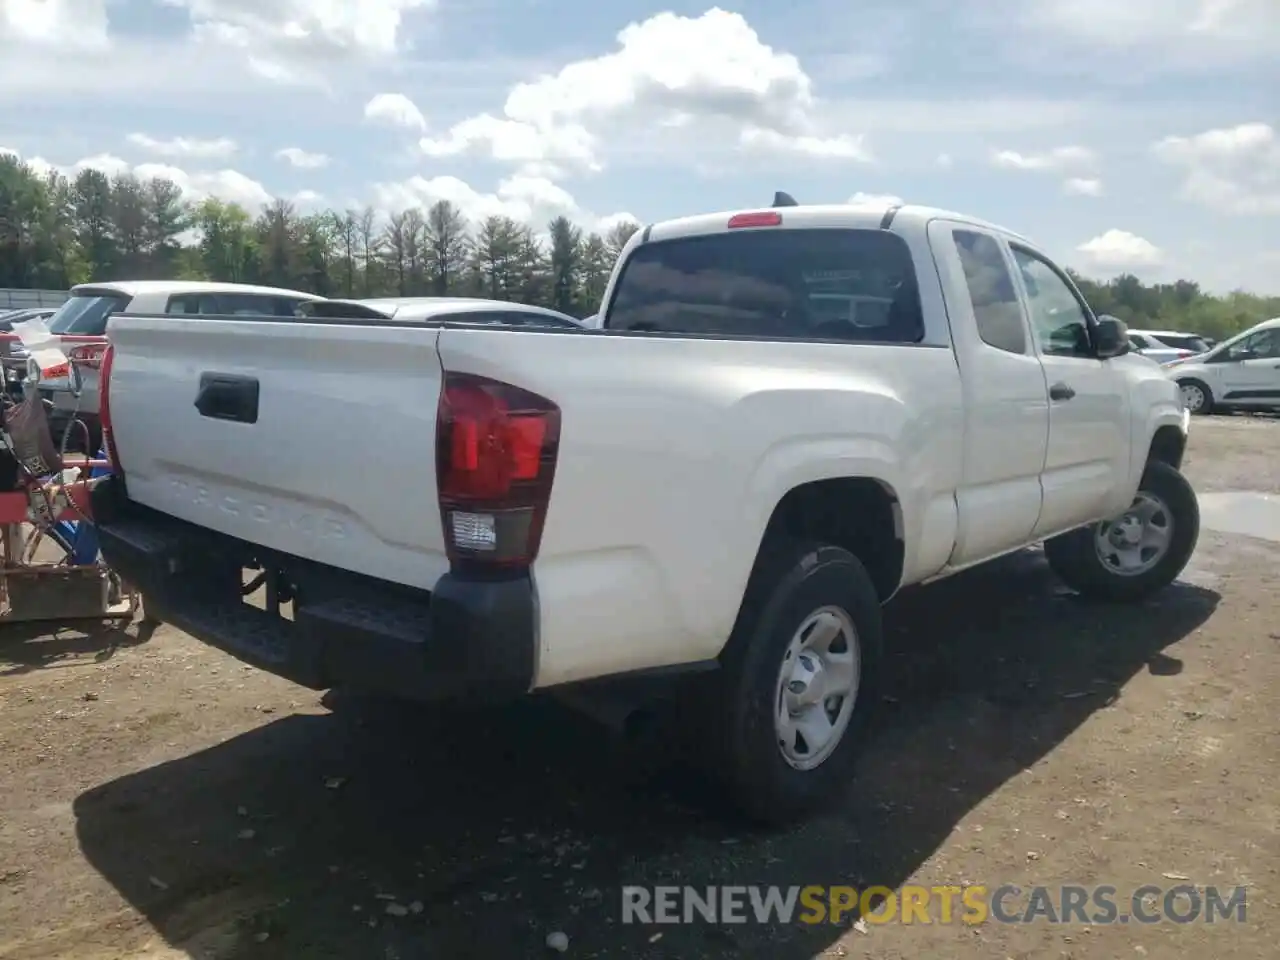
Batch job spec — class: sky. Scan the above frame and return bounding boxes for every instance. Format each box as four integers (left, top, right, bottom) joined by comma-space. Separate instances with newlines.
0, 0, 1277, 294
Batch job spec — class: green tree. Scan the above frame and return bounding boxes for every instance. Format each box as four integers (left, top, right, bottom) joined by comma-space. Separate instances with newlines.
1, 158, 1272, 330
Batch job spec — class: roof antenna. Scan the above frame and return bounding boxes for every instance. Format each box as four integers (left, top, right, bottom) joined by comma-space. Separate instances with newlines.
772, 191, 798, 208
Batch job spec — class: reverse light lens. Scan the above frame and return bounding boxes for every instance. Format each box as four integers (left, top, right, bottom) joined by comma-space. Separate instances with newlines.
449, 511, 497, 551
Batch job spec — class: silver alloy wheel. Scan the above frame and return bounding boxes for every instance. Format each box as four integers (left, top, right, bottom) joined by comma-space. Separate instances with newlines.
774, 605, 860, 771
1093, 491, 1174, 577
1179, 382, 1206, 413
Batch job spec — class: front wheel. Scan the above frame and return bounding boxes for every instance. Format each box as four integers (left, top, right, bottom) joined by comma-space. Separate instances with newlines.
1044, 460, 1200, 602
699, 541, 884, 825
1178, 378, 1213, 415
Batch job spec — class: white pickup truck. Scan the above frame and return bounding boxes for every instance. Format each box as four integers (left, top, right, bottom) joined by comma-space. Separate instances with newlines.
90, 199, 1199, 824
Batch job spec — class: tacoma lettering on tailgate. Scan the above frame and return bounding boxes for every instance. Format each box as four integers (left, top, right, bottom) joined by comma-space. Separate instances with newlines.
169, 478, 348, 542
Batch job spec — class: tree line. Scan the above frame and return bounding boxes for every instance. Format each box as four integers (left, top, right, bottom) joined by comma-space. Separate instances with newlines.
1, 154, 1276, 335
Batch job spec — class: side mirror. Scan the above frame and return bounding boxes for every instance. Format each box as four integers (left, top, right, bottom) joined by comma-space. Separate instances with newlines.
1094, 314, 1129, 359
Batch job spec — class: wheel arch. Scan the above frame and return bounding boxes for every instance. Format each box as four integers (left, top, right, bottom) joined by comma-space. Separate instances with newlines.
742, 477, 905, 614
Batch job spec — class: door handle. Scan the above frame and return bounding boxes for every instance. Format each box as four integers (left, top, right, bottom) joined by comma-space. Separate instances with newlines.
195, 373, 260, 424
1049, 382, 1076, 401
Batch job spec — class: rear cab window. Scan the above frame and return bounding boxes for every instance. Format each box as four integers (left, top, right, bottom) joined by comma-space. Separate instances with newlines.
167, 294, 310, 317
604, 228, 924, 343
47, 291, 132, 335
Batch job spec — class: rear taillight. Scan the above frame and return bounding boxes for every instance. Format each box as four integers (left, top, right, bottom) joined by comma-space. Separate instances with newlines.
67, 342, 107, 369
99, 342, 121, 472
435, 372, 560, 570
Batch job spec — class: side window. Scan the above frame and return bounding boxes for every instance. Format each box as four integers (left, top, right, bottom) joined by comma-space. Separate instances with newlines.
952, 229, 1025, 354
166, 294, 208, 314
274, 298, 307, 317
220, 294, 281, 316
1256, 331, 1280, 358
1130, 334, 1150, 349
1010, 246, 1094, 358
1229, 329, 1280, 360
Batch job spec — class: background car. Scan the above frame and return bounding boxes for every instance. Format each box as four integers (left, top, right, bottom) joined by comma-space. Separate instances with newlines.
1128, 328, 1212, 365
0, 307, 56, 331
1163, 317, 1280, 415
28, 280, 325, 452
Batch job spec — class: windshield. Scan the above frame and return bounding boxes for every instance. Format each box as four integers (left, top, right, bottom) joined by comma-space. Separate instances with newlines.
604, 227, 924, 342
47, 294, 131, 335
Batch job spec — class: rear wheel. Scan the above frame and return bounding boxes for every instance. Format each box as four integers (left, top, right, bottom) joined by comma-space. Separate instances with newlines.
1044, 460, 1199, 602
699, 541, 883, 825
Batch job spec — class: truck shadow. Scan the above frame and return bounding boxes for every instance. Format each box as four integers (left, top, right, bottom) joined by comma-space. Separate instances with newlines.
72, 549, 1217, 959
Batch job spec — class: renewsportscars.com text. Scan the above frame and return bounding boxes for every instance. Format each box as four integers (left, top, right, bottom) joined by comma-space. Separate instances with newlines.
620, 884, 1247, 926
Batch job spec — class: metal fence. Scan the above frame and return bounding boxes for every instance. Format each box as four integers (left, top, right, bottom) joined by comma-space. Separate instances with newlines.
0, 289, 70, 310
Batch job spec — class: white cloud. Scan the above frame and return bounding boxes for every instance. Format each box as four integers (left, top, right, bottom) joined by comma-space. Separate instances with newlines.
936, 153, 953, 168
739, 128, 870, 161
1076, 230, 1164, 269
7, 148, 273, 210
127, 132, 238, 159
1018, 0, 1280, 63
848, 192, 904, 206
162, 0, 435, 59
995, 146, 1102, 197
1063, 177, 1103, 196
1151, 121, 1280, 215
371, 173, 636, 235
0, 0, 109, 49
420, 114, 597, 175
275, 147, 330, 169
417, 9, 867, 175
135, 163, 273, 209
364, 93, 426, 130
25, 152, 132, 179
991, 146, 1096, 172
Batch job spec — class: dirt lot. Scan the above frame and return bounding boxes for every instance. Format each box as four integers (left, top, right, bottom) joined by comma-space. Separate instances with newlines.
1, 415, 1278, 960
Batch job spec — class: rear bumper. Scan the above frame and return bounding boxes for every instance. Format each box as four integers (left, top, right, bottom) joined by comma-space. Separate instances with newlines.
91, 477, 537, 703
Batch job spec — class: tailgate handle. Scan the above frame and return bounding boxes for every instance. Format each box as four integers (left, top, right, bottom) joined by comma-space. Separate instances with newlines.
195, 373, 259, 424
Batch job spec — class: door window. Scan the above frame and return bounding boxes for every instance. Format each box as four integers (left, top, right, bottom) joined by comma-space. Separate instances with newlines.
952, 230, 1026, 354
1226, 329, 1280, 360
1010, 246, 1094, 358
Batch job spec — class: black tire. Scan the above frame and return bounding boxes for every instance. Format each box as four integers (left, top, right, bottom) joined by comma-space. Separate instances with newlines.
1044, 460, 1199, 602
1177, 378, 1214, 415
700, 541, 884, 826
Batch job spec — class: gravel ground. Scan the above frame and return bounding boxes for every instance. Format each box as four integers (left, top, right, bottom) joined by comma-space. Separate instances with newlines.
1, 413, 1277, 960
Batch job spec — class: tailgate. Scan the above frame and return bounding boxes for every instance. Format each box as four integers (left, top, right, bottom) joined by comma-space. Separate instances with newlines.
107, 315, 450, 590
